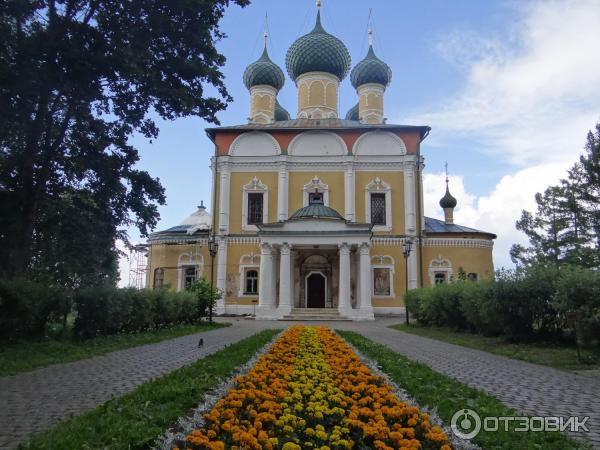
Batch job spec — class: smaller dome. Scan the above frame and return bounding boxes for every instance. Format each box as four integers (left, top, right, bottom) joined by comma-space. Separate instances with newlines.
350, 45, 392, 89
243, 46, 285, 91
439, 185, 457, 209
345, 103, 359, 121
180, 203, 212, 234
289, 195, 344, 220
274, 99, 291, 121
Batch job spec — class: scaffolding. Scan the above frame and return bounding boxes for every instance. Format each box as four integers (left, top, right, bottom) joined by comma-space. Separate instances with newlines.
128, 244, 149, 289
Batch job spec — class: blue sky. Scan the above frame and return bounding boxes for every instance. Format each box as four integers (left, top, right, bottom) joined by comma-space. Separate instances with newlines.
121, 0, 600, 281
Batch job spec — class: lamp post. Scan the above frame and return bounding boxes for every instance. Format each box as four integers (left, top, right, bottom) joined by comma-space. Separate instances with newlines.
403, 238, 413, 325
208, 235, 218, 324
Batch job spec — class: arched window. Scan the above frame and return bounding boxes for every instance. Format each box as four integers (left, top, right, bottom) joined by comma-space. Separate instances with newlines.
245, 269, 259, 295
153, 268, 165, 289
184, 267, 197, 290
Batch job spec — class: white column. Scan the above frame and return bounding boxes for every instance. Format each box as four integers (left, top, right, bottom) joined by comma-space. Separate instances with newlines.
257, 243, 277, 319
277, 162, 288, 221
408, 241, 418, 290
278, 243, 292, 315
215, 238, 227, 314
344, 163, 355, 221
358, 243, 374, 318
338, 243, 352, 313
404, 163, 416, 234
218, 163, 230, 233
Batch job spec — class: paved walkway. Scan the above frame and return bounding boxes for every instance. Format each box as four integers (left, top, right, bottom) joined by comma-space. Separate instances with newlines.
1, 318, 598, 449
0, 320, 272, 450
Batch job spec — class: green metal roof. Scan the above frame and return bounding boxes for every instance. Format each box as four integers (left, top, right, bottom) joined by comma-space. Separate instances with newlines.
285, 11, 351, 81
243, 47, 285, 91
274, 99, 291, 121
345, 103, 359, 121
289, 197, 344, 220
350, 45, 392, 88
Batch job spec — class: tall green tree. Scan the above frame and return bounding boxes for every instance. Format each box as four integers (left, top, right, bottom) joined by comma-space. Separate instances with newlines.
0, 0, 248, 280
511, 123, 600, 269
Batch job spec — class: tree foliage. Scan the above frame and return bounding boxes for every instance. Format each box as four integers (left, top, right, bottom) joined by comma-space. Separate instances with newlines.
0, 0, 248, 282
511, 123, 600, 269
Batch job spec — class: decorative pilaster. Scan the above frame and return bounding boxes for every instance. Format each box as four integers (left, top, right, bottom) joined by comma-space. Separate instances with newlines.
218, 163, 230, 233
278, 243, 292, 315
338, 243, 352, 313
215, 238, 227, 314
358, 243, 374, 318
277, 162, 289, 221
257, 243, 278, 319
404, 164, 416, 234
344, 164, 355, 221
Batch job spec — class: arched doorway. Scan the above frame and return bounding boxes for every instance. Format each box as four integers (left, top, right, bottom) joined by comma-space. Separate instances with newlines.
305, 271, 326, 308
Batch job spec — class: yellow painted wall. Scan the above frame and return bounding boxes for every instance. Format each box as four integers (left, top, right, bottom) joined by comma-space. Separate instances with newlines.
371, 244, 405, 308
421, 245, 494, 286
147, 243, 210, 291
288, 172, 345, 216
223, 243, 262, 305
228, 172, 278, 233
355, 171, 405, 234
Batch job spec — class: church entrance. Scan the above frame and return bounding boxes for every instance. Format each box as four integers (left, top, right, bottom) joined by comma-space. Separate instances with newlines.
306, 272, 326, 308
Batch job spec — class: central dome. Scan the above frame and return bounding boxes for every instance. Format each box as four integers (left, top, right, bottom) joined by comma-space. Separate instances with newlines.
285, 11, 351, 82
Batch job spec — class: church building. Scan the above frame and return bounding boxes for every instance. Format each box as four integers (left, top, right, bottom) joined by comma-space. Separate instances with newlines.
146, 3, 496, 320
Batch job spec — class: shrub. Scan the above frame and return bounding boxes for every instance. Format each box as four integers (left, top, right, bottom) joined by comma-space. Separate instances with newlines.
0, 279, 69, 339
73, 286, 199, 338
187, 277, 221, 318
406, 283, 468, 329
553, 266, 600, 348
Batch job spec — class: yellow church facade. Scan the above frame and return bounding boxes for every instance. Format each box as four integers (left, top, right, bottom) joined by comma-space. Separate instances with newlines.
146, 5, 496, 320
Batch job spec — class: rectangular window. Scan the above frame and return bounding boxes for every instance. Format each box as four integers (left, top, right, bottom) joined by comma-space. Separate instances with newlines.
184, 267, 197, 290
370, 193, 386, 225
245, 269, 259, 294
247, 193, 264, 225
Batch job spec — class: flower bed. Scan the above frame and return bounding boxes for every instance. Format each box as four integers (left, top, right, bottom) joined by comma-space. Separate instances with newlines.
176, 326, 451, 450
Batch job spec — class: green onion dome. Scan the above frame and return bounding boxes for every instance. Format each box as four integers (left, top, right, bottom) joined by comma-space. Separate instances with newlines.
285, 11, 351, 82
345, 103, 359, 121
243, 46, 285, 91
350, 45, 392, 89
274, 100, 291, 121
439, 185, 457, 209
289, 195, 344, 220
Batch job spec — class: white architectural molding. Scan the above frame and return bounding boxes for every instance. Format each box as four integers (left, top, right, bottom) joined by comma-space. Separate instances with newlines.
237, 253, 260, 298
288, 131, 347, 157
218, 164, 230, 233
352, 131, 407, 156
428, 256, 453, 285
365, 177, 392, 232
176, 252, 204, 292
424, 238, 494, 249
215, 238, 227, 314
371, 237, 409, 246
344, 164, 355, 221
303, 175, 330, 206
229, 131, 281, 156
227, 236, 261, 245
277, 162, 289, 221
242, 176, 269, 232
371, 255, 395, 298
404, 164, 416, 234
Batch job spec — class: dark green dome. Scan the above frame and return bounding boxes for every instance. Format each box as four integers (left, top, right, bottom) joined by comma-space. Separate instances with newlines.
345, 103, 359, 121
243, 47, 285, 91
274, 100, 291, 121
439, 185, 457, 209
289, 195, 344, 220
351, 45, 392, 88
285, 11, 351, 81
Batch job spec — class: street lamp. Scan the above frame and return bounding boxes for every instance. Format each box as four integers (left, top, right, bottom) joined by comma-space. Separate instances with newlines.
403, 238, 413, 325
208, 235, 218, 324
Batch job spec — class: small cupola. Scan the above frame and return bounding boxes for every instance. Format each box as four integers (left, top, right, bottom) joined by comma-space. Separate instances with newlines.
350, 25, 392, 124
243, 32, 285, 124
439, 168, 457, 225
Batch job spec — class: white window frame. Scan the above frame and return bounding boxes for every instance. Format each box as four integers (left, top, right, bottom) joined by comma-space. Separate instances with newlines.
428, 256, 453, 286
238, 253, 260, 297
242, 177, 269, 231
371, 255, 395, 298
365, 177, 392, 231
303, 176, 330, 206
177, 252, 204, 292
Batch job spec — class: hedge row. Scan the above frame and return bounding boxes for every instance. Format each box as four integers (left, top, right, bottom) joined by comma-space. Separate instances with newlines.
406, 265, 600, 346
0, 278, 218, 340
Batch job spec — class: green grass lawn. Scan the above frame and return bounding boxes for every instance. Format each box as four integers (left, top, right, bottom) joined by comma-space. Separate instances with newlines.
21, 329, 279, 450
339, 331, 591, 450
0, 322, 229, 376
391, 323, 600, 371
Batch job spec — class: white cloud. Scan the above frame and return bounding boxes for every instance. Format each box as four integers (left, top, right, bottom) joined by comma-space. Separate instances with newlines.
411, 0, 600, 269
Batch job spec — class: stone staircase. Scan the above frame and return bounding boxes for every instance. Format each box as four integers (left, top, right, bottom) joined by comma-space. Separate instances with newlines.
281, 308, 351, 321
